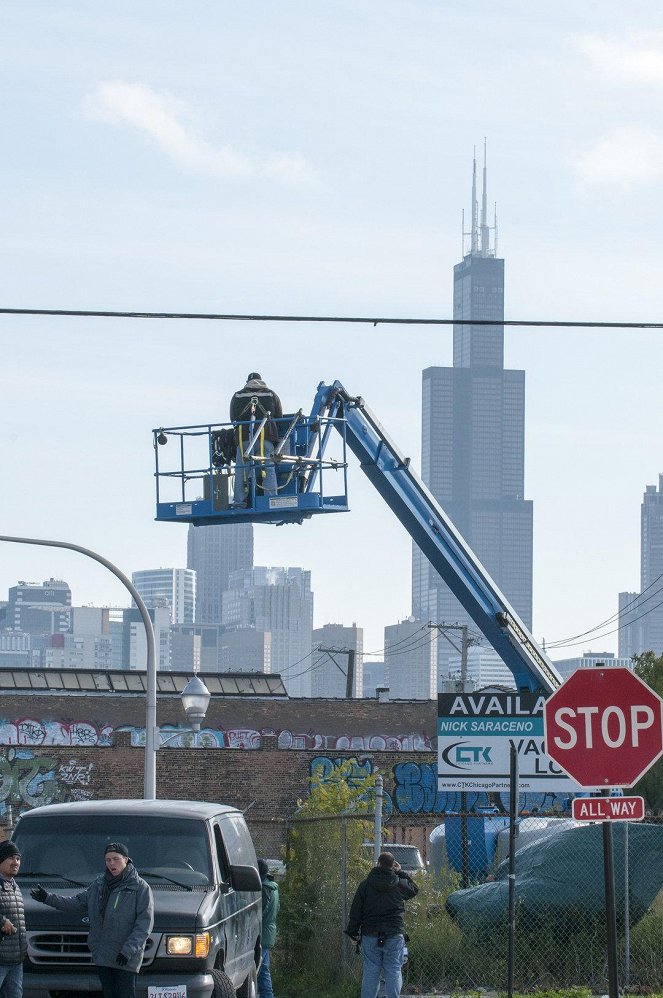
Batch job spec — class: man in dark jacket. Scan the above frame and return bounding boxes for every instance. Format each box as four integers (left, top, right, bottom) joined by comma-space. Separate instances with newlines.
346, 851, 418, 998
230, 373, 283, 506
31, 842, 153, 998
0, 841, 26, 998
257, 859, 280, 998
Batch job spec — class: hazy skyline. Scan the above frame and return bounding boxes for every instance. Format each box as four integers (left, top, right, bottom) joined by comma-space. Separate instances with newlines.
3, 2, 663, 663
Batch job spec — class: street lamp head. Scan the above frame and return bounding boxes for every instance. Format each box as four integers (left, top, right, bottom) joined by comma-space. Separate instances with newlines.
180, 675, 211, 732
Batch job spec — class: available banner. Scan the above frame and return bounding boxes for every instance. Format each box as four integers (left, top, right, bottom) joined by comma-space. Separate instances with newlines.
437, 690, 582, 792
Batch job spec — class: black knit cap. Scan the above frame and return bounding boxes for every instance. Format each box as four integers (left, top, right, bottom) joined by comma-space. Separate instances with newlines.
247, 372, 261, 381
0, 841, 20, 864
104, 842, 129, 858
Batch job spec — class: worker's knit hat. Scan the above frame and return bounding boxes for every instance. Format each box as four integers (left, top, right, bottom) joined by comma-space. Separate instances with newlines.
0, 841, 20, 863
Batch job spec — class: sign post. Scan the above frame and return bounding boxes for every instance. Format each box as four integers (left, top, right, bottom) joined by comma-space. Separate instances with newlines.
544, 667, 663, 998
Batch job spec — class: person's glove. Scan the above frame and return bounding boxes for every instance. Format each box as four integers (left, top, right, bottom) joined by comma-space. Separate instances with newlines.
116, 953, 128, 967
31, 885, 48, 903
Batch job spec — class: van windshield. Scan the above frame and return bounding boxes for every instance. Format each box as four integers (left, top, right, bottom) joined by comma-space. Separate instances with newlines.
13, 815, 212, 886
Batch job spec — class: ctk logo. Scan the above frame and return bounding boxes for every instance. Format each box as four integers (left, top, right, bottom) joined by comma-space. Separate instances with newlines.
441, 741, 492, 770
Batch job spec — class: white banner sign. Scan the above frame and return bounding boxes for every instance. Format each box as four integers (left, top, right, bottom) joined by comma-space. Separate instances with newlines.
437, 691, 582, 792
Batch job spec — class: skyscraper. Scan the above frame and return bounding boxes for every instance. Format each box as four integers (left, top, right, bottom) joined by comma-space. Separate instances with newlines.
132, 568, 196, 624
222, 567, 313, 696
412, 146, 533, 681
618, 474, 663, 657
187, 523, 254, 624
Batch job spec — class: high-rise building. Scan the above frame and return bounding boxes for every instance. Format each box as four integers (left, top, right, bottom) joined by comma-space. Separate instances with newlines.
311, 623, 364, 698
122, 606, 172, 671
384, 619, 437, 700
2, 579, 71, 635
132, 568, 196, 625
222, 567, 313, 696
618, 474, 663, 657
187, 523, 254, 624
412, 146, 533, 680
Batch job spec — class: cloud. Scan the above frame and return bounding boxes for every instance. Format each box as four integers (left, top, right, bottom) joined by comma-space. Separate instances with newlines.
83, 81, 317, 186
575, 126, 663, 183
577, 34, 663, 86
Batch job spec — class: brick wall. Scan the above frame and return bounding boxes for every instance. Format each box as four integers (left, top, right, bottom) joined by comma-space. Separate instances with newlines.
0, 692, 441, 836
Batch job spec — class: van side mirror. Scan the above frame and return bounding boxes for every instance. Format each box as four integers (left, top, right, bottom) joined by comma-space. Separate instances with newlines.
229, 864, 261, 892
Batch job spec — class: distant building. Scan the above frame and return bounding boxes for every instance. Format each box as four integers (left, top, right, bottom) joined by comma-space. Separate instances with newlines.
552, 650, 634, 680
220, 628, 272, 673
122, 607, 171, 671
445, 645, 516, 689
413, 147, 532, 679
169, 623, 228, 673
311, 623, 364, 698
222, 567, 313, 696
2, 579, 71, 635
132, 568, 196, 625
618, 474, 663, 658
618, 592, 645, 660
362, 659, 385, 698
384, 619, 437, 700
187, 523, 253, 624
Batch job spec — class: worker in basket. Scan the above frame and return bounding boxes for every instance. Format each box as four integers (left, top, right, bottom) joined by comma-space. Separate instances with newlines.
230, 373, 283, 507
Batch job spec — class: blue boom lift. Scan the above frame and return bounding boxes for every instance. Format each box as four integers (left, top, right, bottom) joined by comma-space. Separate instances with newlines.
153, 381, 562, 695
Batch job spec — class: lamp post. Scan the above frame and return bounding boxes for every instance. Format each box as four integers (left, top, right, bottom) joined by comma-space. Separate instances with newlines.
0, 534, 158, 800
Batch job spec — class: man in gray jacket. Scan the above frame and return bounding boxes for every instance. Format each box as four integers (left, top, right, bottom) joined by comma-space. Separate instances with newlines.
31, 842, 153, 998
0, 840, 26, 998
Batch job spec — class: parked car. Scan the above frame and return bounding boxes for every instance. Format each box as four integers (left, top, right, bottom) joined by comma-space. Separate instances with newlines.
13, 799, 261, 998
362, 843, 426, 874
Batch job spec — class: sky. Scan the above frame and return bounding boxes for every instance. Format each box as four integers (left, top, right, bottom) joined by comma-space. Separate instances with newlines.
3, 1, 663, 664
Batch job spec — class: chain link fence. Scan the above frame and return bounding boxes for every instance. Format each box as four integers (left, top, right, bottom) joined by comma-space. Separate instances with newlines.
248, 812, 663, 995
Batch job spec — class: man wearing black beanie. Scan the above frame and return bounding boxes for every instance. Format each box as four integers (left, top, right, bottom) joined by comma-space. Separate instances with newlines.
31, 842, 153, 998
0, 839, 26, 998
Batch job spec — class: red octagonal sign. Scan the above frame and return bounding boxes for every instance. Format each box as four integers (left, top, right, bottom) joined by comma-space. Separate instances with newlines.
544, 667, 663, 789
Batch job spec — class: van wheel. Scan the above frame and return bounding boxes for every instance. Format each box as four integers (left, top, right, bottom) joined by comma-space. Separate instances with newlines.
237, 964, 258, 998
211, 968, 237, 998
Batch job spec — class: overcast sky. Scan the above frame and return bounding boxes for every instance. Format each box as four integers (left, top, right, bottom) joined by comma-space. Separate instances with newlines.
3, 1, 663, 663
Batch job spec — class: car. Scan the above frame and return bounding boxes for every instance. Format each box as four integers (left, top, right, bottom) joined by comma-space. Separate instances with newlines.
13, 799, 262, 998
362, 843, 426, 874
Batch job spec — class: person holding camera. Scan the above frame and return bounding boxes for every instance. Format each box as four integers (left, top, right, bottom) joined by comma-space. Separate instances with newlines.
345, 851, 418, 998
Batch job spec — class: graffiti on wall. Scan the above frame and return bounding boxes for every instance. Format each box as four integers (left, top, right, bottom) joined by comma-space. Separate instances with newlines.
310, 756, 572, 816
128, 727, 432, 751
0, 719, 113, 747
0, 747, 95, 819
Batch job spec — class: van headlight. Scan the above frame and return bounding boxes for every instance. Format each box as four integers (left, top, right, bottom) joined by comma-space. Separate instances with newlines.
166, 933, 210, 957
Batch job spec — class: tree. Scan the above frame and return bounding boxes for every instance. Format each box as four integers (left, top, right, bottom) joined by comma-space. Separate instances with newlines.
634, 652, 663, 811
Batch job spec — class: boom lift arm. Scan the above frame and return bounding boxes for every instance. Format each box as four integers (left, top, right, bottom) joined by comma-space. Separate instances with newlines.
309, 381, 561, 695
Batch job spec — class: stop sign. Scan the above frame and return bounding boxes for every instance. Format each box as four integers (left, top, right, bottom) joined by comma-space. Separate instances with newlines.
544, 667, 663, 789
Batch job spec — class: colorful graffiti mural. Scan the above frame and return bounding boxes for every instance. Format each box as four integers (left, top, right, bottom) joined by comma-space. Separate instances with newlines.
310, 756, 572, 816
0, 718, 432, 752
0, 719, 113, 747
0, 748, 95, 819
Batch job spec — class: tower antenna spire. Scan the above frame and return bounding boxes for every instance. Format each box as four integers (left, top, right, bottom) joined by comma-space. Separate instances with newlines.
471, 147, 478, 255
480, 138, 489, 256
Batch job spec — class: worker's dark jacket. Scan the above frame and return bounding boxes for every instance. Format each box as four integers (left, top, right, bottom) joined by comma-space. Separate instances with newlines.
346, 867, 418, 938
230, 379, 283, 444
40, 864, 153, 973
0, 876, 27, 965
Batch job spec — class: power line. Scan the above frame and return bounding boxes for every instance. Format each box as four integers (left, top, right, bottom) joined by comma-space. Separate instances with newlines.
547, 572, 663, 649
1, 307, 663, 329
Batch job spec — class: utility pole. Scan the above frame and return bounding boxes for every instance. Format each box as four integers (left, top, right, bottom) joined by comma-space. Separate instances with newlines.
428, 621, 480, 692
315, 646, 356, 698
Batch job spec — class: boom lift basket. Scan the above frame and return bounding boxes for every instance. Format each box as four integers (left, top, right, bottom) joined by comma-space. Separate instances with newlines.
153, 411, 349, 526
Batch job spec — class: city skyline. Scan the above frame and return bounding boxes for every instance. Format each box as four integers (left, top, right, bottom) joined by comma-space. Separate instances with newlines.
3, 2, 663, 662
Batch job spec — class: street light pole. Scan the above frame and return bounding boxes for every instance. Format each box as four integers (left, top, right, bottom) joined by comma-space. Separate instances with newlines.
0, 534, 158, 799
